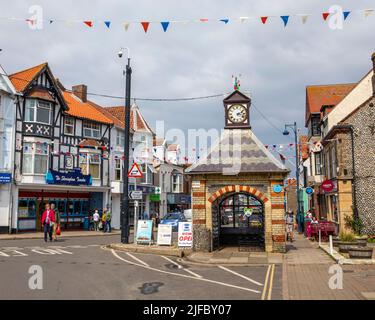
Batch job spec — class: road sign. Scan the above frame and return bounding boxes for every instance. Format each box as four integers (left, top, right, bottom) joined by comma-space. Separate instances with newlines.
128, 163, 143, 178
322, 180, 335, 193
154, 186, 161, 194
306, 187, 314, 195
273, 184, 282, 193
130, 190, 143, 200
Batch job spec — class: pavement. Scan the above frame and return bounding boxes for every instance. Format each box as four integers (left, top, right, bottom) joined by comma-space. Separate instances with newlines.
0, 230, 121, 240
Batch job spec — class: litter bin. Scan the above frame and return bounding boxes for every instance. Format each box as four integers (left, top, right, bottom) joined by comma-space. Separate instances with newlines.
83, 217, 90, 230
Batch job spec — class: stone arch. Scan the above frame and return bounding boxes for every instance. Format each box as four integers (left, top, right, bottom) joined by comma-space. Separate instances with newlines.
207, 185, 269, 204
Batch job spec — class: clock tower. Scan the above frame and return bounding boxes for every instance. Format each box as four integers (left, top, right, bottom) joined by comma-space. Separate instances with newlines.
223, 90, 251, 129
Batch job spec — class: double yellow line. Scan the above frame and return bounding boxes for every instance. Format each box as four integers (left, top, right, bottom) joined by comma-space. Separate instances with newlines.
261, 264, 275, 300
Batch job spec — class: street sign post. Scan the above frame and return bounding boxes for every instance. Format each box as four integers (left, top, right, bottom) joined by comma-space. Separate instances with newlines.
128, 163, 143, 178
130, 190, 143, 200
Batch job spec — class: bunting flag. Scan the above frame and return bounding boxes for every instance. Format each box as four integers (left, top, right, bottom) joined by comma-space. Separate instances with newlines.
300, 14, 310, 24
161, 21, 170, 32
239, 17, 249, 23
104, 21, 111, 28
200, 18, 209, 22
141, 21, 150, 33
343, 11, 351, 20
220, 19, 229, 24
364, 9, 374, 18
261, 16, 268, 24
281, 15, 289, 27
123, 22, 130, 31
49, 20, 54, 24
83, 21, 93, 27
322, 12, 330, 21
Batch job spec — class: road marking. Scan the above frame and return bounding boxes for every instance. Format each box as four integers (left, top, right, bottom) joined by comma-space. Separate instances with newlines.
125, 252, 150, 267
267, 264, 275, 300
218, 266, 263, 286
162, 256, 203, 278
111, 249, 260, 294
261, 264, 271, 300
0, 251, 10, 257
66, 245, 88, 249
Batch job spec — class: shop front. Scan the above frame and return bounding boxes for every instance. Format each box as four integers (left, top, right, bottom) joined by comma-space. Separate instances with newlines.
167, 193, 191, 213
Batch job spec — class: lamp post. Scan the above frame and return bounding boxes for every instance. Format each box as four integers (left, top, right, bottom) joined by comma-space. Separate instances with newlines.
283, 122, 302, 233
119, 47, 132, 244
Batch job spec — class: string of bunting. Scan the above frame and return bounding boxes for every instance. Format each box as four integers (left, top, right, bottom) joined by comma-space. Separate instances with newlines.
3, 8, 374, 32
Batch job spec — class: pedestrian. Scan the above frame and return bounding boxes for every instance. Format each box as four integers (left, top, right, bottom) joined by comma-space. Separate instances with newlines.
305, 209, 313, 238
101, 210, 107, 232
42, 203, 55, 242
105, 209, 112, 233
93, 209, 100, 231
51, 203, 61, 241
285, 209, 294, 242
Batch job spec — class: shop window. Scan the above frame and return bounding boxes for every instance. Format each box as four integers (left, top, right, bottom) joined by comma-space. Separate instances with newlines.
25, 99, 52, 125
64, 117, 74, 135
79, 153, 101, 179
315, 152, 322, 175
83, 121, 100, 139
115, 158, 122, 181
22, 142, 49, 175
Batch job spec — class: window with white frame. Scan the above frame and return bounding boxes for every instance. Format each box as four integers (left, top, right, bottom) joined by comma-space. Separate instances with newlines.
116, 131, 125, 146
83, 121, 100, 139
25, 99, 52, 125
22, 142, 49, 174
79, 153, 101, 179
139, 163, 152, 184
172, 172, 182, 193
115, 158, 122, 181
64, 117, 74, 135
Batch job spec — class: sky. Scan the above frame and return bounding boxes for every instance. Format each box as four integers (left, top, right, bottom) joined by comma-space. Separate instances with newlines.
0, 0, 374, 168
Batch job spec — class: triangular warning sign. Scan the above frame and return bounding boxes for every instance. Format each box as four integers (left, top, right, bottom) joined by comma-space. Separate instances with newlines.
128, 163, 143, 178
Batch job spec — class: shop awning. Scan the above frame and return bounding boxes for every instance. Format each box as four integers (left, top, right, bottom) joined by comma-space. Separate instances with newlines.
16, 183, 112, 192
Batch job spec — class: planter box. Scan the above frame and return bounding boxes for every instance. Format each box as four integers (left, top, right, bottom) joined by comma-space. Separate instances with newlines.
348, 246, 373, 259
338, 241, 361, 253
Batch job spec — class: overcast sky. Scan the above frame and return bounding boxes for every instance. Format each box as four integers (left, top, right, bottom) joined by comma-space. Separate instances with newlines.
1, 0, 374, 166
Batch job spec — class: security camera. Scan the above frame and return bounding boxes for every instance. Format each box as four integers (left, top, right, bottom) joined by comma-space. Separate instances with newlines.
118, 49, 123, 58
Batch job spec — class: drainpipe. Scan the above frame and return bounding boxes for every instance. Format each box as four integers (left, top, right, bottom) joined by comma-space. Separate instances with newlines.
333, 124, 357, 220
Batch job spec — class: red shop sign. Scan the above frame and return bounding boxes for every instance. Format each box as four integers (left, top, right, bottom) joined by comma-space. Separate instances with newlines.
322, 180, 335, 192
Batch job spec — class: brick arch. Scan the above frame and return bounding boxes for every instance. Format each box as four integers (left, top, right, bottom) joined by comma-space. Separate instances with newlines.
208, 185, 269, 204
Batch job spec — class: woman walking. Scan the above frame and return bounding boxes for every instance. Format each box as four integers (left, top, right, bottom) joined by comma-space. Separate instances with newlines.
51, 203, 61, 241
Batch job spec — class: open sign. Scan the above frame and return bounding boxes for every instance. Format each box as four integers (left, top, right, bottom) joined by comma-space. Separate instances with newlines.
178, 222, 193, 247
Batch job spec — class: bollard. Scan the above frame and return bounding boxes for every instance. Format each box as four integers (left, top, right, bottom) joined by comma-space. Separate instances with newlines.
329, 235, 333, 255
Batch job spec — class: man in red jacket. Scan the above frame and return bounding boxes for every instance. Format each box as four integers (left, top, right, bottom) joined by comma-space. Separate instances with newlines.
42, 203, 55, 242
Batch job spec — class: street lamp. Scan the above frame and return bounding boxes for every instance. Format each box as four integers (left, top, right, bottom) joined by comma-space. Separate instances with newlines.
283, 122, 303, 233
119, 47, 132, 244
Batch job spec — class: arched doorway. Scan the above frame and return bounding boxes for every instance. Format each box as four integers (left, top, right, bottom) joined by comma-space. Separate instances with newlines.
212, 192, 265, 250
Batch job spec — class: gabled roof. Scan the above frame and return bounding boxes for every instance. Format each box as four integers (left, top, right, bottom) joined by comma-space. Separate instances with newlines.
105, 104, 154, 134
9, 63, 47, 93
63, 91, 113, 124
223, 90, 251, 104
186, 129, 289, 175
305, 83, 356, 126
153, 138, 166, 147
88, 101, 127, 130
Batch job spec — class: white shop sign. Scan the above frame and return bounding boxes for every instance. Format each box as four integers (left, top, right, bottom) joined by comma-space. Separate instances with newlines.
157, 224, 172, 246
178, 222, 193, 248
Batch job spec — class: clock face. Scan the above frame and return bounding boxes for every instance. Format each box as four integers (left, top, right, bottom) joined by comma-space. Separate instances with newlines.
228, 104, 247, 123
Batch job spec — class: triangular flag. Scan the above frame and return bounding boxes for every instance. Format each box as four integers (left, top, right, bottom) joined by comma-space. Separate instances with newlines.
322, 13, 330, 21
200, 18, 209, 22
104, 21, 111, 28
300, 15, 310, 24
364, 9, 374, 18
281, 15, 289, 27
261, 16, 268, 24
141, 22, 150, 33
84, 21, 93, 27
161, 21, 170, 32
220, 19, 229, 24
123, 22, 130, 31
49, 20, 54, 24
239, 17, 249, 23
343, 11, 351, 20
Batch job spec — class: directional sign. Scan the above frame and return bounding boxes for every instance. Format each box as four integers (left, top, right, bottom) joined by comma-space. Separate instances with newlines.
130, 190, 143, 200
128, 163, 143, 178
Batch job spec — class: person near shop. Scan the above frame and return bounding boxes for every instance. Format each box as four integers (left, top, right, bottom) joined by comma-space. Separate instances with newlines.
42, 203, 55, 242
285, 209, 294, 242
101, 210, 107, 232
51, 203, 61, 241
105, 209, 112, 233
305, 209, 313, 238
93, 209, 100, 231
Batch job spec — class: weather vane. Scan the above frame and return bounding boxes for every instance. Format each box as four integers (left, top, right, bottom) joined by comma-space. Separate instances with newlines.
232, 74, 241, 91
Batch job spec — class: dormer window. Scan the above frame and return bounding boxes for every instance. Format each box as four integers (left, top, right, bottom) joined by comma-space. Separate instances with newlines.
25, 99, 52, 125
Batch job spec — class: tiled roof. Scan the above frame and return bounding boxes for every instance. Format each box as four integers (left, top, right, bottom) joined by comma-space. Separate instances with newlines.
186, 129, 289, 174
78, 139, 102, 147
63, 91, 113, 124
105, 107, 134, 129
28, 88, 55, 102
305, 83, 356, 126
9, 63, 47, 92
153, 138, 166, 147
88, 102, 125, 129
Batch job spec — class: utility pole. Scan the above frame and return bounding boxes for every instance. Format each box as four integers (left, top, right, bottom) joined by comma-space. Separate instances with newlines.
119, 48, 132, 244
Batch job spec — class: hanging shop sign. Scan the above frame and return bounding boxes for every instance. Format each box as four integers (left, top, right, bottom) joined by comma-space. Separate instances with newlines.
136, 220, 153, 244
45, 168, 92, 186
0, 173, 12, 184
157, 224, 172, 246
305, 187, 314, 195
150, 194, 161, 202
178, 222, 193, 248
321, 180, 335, 193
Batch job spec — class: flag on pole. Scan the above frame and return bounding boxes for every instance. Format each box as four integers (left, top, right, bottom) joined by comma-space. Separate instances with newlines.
220, 19, 229, 24
83, 21, 93, 27
161, 21, 170, 32
141, 21, 150, 33
281, 15, 289, 27
261, 16, 268, 24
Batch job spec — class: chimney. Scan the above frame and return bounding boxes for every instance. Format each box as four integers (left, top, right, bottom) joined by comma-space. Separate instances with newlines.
72, 84, 87, 102
372, 52, 375, 96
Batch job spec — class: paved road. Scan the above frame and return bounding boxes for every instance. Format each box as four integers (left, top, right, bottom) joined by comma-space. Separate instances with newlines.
0, 235, 282, 300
